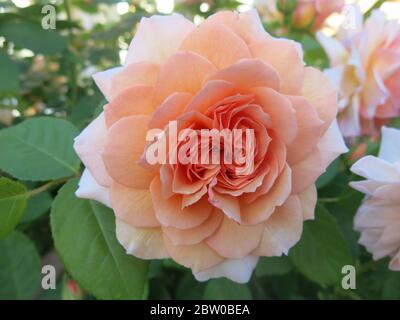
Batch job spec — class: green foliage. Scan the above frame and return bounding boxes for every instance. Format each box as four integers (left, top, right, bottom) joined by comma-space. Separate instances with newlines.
0, 117, 80, 181
289, 205, 354, 286
0, 177, 28, 238
203, 279, 252, 300
51, 179, 149, 300
0, 231, 41, 299
0, 15, 67, 55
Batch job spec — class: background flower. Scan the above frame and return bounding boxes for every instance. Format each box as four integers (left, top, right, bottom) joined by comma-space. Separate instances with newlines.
350, 127, 400, 270
318, 5, 400, 137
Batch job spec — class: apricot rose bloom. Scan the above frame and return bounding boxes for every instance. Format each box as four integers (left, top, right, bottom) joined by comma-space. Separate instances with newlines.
350, 127, 400, 271
317, 7, 400, 137
73, 10, 347, 283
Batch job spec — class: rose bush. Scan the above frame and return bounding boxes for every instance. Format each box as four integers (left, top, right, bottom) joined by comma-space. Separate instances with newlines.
74, 9, 347, 283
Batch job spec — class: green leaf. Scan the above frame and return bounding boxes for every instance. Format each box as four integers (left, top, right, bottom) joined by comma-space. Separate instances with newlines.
316, 158, 341, 189
255, 256, 293, 277
0, 177, 28, 238
51, 179, 149, 300
0, 51, 19, 93
0, 17, 67, 55
289, 204, 353, 286
0, 117, 80, 181
21, 191, 52, 223
203, 279, 252, 300
0, 231, 41, 299
382, 271, 400, 300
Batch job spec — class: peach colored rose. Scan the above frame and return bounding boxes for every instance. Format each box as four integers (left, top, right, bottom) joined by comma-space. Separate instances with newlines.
318, 6, 400, 137
350, 127, 400, 271
74, 10, 347, 283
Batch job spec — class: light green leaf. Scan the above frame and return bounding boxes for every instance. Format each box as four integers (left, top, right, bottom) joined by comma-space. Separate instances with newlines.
0, 117, 80, 181
51, 179, 149, 300
0, 177, 27, 238
0, 51, 19, 93
289, 204, 353, 286
0, 231, 41, 299
203, 278, 252, 300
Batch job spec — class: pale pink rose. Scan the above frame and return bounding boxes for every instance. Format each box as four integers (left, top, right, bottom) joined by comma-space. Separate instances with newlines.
350, 127, 400, 271
318, 6, 400, 137
255, 0, 344, 30
74, 10, 347, 283
293, 0, 344, 29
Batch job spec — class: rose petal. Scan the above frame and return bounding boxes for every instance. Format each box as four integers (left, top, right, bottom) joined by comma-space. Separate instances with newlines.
180, 21, 251, 69
75, 169, 111, 207
125, 14, 195, 65
110, 182, 160, 228
104, 85, 155, 127
116, 219, 168, 259
194, 255, 259, 284
253, 195, 303, 256
102, 115, 155, 189
74, 112, 112, 187
206, 214, 264, 259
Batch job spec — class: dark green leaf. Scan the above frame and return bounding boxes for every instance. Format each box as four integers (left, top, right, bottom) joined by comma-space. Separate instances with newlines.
51, 179, 149, 299
255, 256, 293, 277
0, 231, 41, 299
21, 191, 52, 223
203, 278, 252, 300
0, 18, 67, 55
289, 204, 353, 286
0, 51, 19, 93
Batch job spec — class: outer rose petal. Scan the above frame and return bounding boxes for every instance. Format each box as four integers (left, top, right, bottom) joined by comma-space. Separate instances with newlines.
316, 32, 348, 67
390, 251, 400, 271
253, 195, 303, 257
104, 85, 155, 127
163, 235, 223, 273
194, 256, 259, 284
351, 156, 400, 182
125, 14, 195, 65
249, 38, 305, 94
102, 115, 155, 189
110, 182, 160, 228
205, 9, 268, 44
74, 112, 112, 187
180, 21, 251, 69
292, 120, 348, 193
76, 169, 110, 207
109, 62, 160, 100
379, 126, 400, 163
92, 67, 122, 101
116, 220, 168, 259
298, 184, 318, 221
301, 67, 338, 129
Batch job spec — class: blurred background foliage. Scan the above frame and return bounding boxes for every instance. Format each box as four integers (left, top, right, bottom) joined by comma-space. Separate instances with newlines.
0, 0, 400, 300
